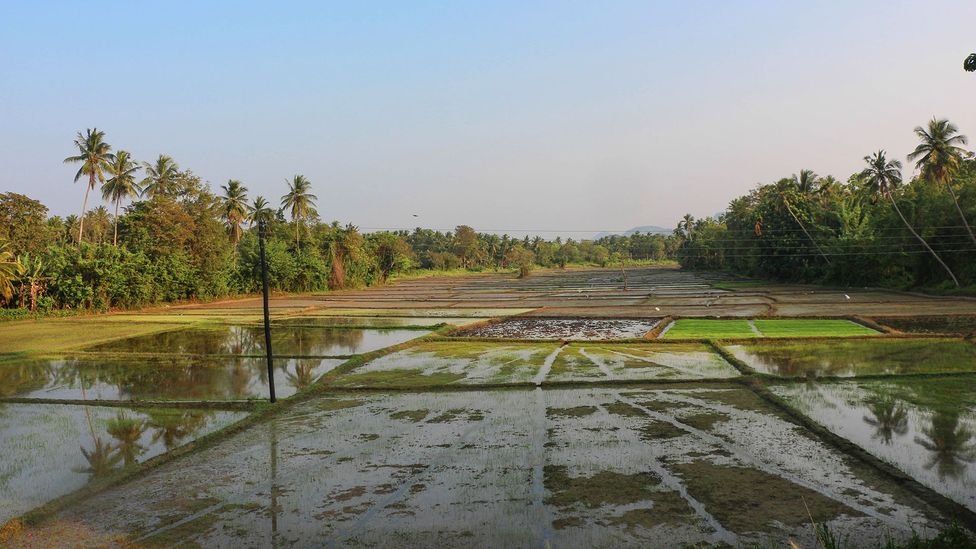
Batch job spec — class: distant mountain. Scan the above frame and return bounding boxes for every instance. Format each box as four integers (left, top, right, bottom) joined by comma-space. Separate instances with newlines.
593, 225, 671, 239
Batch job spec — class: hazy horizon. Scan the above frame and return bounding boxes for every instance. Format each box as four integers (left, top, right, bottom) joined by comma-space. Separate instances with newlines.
2, 1, 974, 238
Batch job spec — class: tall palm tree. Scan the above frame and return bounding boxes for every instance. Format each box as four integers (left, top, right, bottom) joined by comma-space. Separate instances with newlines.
63, 129, 115, 244
280, 175, 317, 247
677, 214, 695, 239
907, 118, 975, 245
860, 150, 960, 287
0, 242, 24, 305
220, 180, 250, 244
791, 169, 820, 194
101, 150, 142, 246
141, 155, 180, 198
250, 196, 274, 226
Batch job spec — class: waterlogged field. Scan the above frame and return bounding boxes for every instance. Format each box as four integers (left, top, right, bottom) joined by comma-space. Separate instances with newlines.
85, 326, 427, 357
0, 356, 344, 401
25, 389, 946, 547
726, 339, 976, 378
875, 315, 976, 336
5, 268, 976, 546
772, 377, 976, 512
0, 403, 246, 523
333, 342, 740, 388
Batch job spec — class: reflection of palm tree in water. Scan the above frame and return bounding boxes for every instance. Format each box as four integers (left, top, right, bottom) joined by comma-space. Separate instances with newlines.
863, 397, 908, 444
147, 410, 210, 451
107, 412, 148, 466
76, 371, 121, 478
915, 410, 976, 480
284, 359, 318, 390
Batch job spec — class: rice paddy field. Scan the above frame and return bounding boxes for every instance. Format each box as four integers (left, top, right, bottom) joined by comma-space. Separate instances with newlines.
2, 266, 976, 547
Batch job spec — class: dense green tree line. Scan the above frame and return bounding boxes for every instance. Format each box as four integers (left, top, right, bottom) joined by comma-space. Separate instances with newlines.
0, 129, 677, 312
676, 118, 976, 290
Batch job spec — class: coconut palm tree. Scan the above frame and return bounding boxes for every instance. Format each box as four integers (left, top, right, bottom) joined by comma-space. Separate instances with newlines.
250, 196, 274, 227
677, 214, 695, 239
141, 155, 180, 198
220, 180, 250, 244
280, 175, 317, 247
859, 150, 960, 287
102, 150, 142, 246
907, 118, 975, 245
791, 169, 820, 194
0, 243, 24, 305
63, 129, 115, 244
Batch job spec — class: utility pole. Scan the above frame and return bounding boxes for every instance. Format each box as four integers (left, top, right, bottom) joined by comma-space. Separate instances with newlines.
258, 219, 276, 403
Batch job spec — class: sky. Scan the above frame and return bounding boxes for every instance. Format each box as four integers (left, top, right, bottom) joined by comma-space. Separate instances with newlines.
2, 1, 975, 239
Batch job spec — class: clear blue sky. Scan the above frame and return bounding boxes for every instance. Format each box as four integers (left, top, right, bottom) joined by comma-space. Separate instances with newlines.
2, 1, 974, 238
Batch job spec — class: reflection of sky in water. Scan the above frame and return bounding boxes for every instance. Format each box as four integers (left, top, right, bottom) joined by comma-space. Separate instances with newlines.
0, 403, 246, 522
2, 357, 344, 401
772, 381, 976, 512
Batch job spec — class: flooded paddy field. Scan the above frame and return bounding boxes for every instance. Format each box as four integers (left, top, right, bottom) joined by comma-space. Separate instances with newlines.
273, 316, 481, 328
726, 339, 976, 378
457, 318, 660, 340
5, 267, 976, 546
332, 341, 740, 388
20, 388, 948, 547
84, 326, 427, 357
0, 356, 344, 401
0, 402, 246, 523
772, 377, 976, 512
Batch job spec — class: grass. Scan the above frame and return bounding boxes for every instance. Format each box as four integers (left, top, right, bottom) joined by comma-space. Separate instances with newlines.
662, 319, 757, 339
753, 319, 879, 338
0, 319, 182, 353
711, 280, 768, 290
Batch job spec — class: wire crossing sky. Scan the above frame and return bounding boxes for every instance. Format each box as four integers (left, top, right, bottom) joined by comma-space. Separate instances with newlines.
1, 1, 974, 238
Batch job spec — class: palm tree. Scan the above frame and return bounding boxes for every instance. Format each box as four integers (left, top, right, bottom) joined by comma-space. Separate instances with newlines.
791, 169, 820, 194
907, 118, 975, 245
102, 150, 142, 246
280, 175, 317, 247
221, 180, 250, 244
141, 155, 180, 198
859, 150, 960, 287
677, 214, 695, 239
0, 243, 24, 305
63, 129, 115, 244
250, 196, 274, 226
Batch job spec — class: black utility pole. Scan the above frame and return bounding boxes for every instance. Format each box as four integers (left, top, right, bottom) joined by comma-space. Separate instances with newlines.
258, 219, 276, 403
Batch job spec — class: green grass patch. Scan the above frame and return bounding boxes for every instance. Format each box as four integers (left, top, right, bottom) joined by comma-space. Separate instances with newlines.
662, 319, 757, 339
753, 319, 879, 338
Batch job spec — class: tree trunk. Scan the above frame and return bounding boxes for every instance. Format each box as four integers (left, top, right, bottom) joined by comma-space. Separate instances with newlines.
888, 193, 960, 288
113, 199, 120, 246
943, 178, 976, 246
78, 174, 93, 244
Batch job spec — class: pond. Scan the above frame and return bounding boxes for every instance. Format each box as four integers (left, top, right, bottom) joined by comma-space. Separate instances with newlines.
771, 377, 976, 512
0, 356, 344, 401
84, 326, 428, 357
726, 339, 976, 377
0, 403, 246, 523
